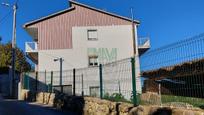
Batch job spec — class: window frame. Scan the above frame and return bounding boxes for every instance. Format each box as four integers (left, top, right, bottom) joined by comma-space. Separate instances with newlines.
89, 86, 100, 97
88, 56, 98, 67
87, 29, 98, 41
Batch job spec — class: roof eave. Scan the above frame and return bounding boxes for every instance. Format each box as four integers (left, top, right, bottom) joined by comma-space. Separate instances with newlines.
69, 0, 140, 24
23, 7, 75, 28
23, 0, 140, 28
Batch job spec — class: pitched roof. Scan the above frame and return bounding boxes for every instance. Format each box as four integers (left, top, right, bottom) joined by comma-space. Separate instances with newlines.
69, 0, 140, 24
24, 0, 140, 28
23, 7, 75, 27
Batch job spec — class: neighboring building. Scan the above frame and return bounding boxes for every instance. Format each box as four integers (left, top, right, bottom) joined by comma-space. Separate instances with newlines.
142, 58, 204, 98
24, 0, 150, 95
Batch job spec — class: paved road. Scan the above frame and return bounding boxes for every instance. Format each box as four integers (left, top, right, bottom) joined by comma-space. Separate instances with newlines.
0, 95, 76, 115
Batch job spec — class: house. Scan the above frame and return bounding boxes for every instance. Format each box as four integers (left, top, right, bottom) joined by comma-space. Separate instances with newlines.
24, 0, 150, 95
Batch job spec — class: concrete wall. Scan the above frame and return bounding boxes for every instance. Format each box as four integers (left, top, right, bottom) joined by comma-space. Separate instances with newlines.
37, 25, 141, 94
38, 25, 134, 71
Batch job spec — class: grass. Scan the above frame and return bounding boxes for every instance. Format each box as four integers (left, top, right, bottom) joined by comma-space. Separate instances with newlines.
161, 95, 204, 108
103, 93, 204, 109
103, 93, 142, 105
103, 93, 130, 102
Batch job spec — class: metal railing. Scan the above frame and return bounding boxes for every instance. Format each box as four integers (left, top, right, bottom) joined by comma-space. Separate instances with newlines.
21, 33, 204, 108
140, 33, 204, 108
138, 37, 150, 48
140, 33, 204, 71
25, 42, 38, 52
22, 57, 140, 106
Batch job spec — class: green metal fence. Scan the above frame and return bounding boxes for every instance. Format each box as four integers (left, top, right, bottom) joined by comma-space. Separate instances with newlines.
140, 33, 204, 108
101, 58, 137, 105
22, 57, 139, 106
22, 34, 204, 109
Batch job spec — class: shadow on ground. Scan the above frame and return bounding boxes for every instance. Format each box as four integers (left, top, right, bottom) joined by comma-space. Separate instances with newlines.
0, 98, 76, 115
53, 91, 85, 115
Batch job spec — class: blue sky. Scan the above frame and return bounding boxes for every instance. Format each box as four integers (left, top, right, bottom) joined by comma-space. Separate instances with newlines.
0, 0, 204, 51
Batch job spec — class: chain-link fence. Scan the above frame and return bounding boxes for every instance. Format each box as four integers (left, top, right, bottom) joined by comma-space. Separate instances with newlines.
140, 33, 204, 108
22, 33, 204, 108
102, 58, 133, 102
22, 57, 140, 106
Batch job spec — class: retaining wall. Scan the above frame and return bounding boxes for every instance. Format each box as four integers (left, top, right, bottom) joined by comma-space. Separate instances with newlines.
20, 90, 204, 115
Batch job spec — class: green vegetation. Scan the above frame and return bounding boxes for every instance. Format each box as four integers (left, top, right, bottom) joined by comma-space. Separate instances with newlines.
103, 93, 129, 102
102, 92, 204, 109
103, 93, 142, 104
161, 95, 204, 108
0, 42, 31, 73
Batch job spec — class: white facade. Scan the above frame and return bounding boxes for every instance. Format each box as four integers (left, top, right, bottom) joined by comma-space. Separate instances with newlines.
38, 25, 134, 71
24, 1, 149, 98
35, 25, 142, 95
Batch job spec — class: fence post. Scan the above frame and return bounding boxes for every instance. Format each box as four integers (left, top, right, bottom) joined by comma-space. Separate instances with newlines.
22, 73, 25, 89
159, 83, 162, 107
131, 57, 138, 106
50, 71, 53, 93
73, 68, 76, 96
60, 58, 63, 93
81, 74, 84, 97
35, 71, 38, 101
44, 70, 46, 84
27, 74, 30, 90
44, 70, 47, 92
99, 64, 103, 99
118, 81, 121, 94
23, 73, 29, 90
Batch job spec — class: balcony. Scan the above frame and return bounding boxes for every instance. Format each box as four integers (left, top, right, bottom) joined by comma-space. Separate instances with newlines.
25, 42, 38, 64
25, 42, 38, 52
138, 37, 150, 56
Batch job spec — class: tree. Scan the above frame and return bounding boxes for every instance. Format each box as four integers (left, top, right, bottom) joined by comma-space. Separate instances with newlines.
0, 42, 31, 72
0, 36, 2, 43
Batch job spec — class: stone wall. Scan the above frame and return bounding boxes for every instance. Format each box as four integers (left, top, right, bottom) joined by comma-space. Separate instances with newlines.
83, 97, 204, 115
20, 89, 29, 100
20, 90, 204, 115
20, 89, 55, 105
83, 97, 117, 115
36, 92, 55, 105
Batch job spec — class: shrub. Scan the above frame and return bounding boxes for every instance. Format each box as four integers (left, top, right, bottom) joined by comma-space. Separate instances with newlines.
103, 93, 128, 102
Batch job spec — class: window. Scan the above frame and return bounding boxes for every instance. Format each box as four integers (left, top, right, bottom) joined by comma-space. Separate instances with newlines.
87, 29, 98, 41
89, 86, 99, 97
53, 85, 72, 96
88, 56, 98, 66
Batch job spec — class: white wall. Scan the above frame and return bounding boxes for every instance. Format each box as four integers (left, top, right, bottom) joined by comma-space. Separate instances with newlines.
37, 25, 142, 94
38, 25, 134, 71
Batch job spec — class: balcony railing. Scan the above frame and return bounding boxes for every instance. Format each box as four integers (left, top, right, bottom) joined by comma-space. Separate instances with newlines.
138, 37, 150, 48
25, 42, 38, 52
